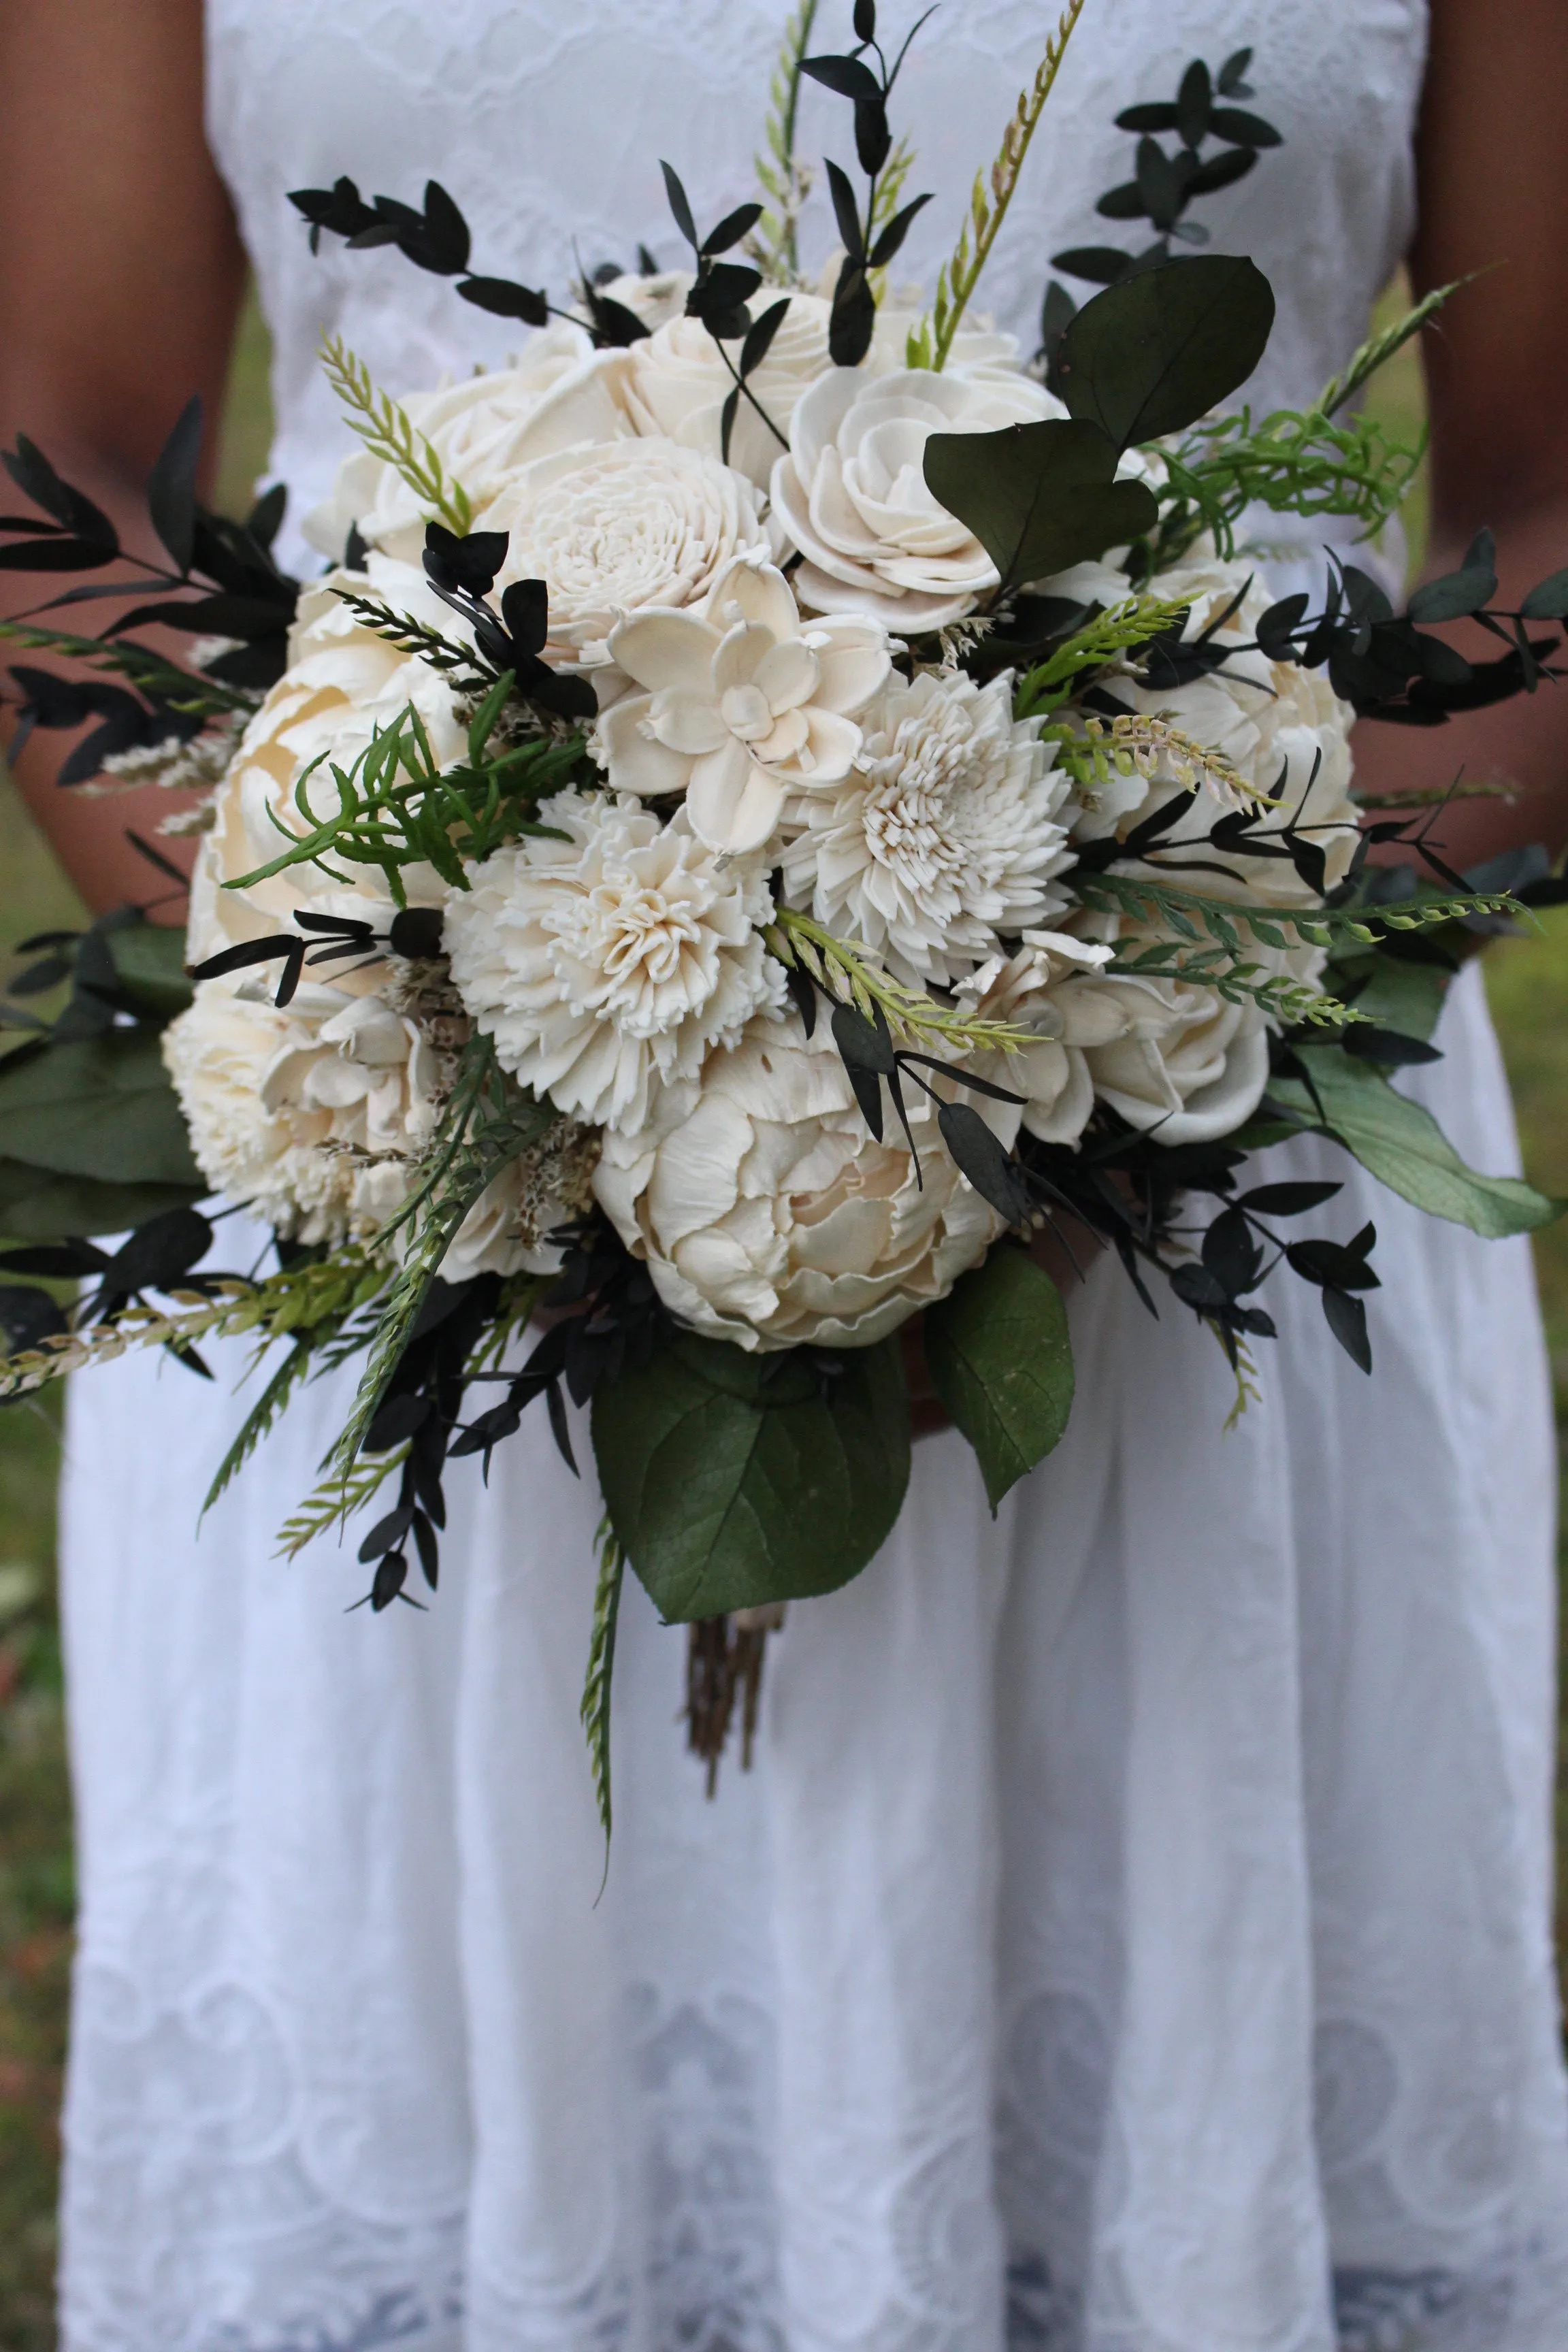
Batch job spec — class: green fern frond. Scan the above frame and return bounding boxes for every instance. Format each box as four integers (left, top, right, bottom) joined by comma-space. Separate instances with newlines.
764, 906, 1039, 1055
1073, 868, 1529, 956
581, 1518, 626, 1872
753, 0, 821, 282
1319, 278, 1465, 418
912, 0, 1089, 370
321, 336, 474, 536
276, 1443, 410, 1562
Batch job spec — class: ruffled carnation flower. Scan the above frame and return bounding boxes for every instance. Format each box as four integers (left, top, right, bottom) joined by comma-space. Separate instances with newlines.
596, 555, 889, 856
444, 791, 785, 1136
472, 436, 768, 674
1070, 555, 1360, 911
779, 670, 1077, 988
593, 1010, 1013, 1350
769, 365, 1064, 631
302, 324, 635, 564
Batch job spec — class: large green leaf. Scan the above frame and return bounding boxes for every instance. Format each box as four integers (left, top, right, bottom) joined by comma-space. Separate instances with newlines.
0, 1026, 201, 1186
924, 1247, 1075, 1510
591, 1329, 911, 1622
1272, 1046, 1561, 1237
0, 1158, 203, 1240
1054, 255, 1276, 448
922, 417, 1158, 593
108, 922, 194, 1022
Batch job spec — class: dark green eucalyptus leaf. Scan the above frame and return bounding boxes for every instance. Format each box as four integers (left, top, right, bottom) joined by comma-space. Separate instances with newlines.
1184, 146, 1258, 197
146, 396, 204, 575
1520, 566, 1568, 621
1096, 180, 1149, 223
0, 1159, 202, 1241
922, 417, 1157, 591
1209, 105, 1282, 148
592, 1329, 911, 1620
1115, 101, 1180, 133
924, 1247, 1074, 1510
105, 922, 194, 1022
0, 1026, 201, 1186
1176, 59, 1213, 148
1050, 246, 1132, 287
1407, 565, 1498, 623
1321, 1286, 1371, 1373
1271, 1046, 1560, 1237
1054, 255, 1275, 449
801, 52, 883, 103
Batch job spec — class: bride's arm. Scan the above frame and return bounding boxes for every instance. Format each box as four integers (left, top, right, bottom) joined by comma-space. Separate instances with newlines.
0, 0, 245, 917
1351, 0, 1568, 866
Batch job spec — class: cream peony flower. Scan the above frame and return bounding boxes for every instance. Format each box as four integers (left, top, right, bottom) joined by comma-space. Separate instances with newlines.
444, 791, 785, 1136
621, 293, 834, 489
593, 1010, 1011, 1350
302, 325, 636, 564
769, 365, 1064, 631
471, 436, 768, 673
191, 554, 461, 970
779, 670, 1077, 988
1070, 555, 1360, 911
595, 555, 889, 856
163, 977, 585, 1274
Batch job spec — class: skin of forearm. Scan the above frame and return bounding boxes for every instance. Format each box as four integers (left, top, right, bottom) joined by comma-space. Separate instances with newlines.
0, 438, 207, 921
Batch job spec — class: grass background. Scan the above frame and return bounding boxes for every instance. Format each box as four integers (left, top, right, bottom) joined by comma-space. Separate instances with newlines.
0, 297, 1565, 2342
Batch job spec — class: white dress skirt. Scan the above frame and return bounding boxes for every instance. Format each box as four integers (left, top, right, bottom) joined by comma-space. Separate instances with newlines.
55, 2, 1568, 2347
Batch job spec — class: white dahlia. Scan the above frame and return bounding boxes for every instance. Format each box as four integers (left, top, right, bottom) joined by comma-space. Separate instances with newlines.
779, 670, 1077, 989
472, 436, 768, 674
444, 791, 785, 1136
595, 554, 889, 857
593, 1010, 1012, 1350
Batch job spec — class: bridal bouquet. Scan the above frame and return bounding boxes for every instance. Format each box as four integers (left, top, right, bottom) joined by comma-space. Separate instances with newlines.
1, 3, 1563, 1808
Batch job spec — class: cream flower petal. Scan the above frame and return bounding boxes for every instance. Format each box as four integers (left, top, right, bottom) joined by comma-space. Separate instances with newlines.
685, 738, 787, 856
608, 608, 722, 694
595, 695, 695, 796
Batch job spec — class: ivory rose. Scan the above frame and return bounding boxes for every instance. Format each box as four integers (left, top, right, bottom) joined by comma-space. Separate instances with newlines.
769, 364, 1064, 631
163, 977, 571, 1273
593, 1011, 1013, 1350
620, 293, 834, 489
1071, 555, 1360, 911
596, 554, 889, 856
190, 554, 460, 968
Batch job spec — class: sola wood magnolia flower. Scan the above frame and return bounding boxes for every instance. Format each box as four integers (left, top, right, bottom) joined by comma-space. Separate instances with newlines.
597, 555, 889, 855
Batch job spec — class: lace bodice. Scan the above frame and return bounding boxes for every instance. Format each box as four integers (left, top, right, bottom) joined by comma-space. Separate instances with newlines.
205, 0, 1426, 573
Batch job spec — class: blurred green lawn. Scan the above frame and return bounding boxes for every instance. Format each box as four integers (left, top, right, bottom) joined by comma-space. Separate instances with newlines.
0, 294, 1564, 2343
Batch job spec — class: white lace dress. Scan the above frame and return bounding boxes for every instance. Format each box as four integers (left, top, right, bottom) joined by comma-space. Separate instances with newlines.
56, 3, 1568, 2348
